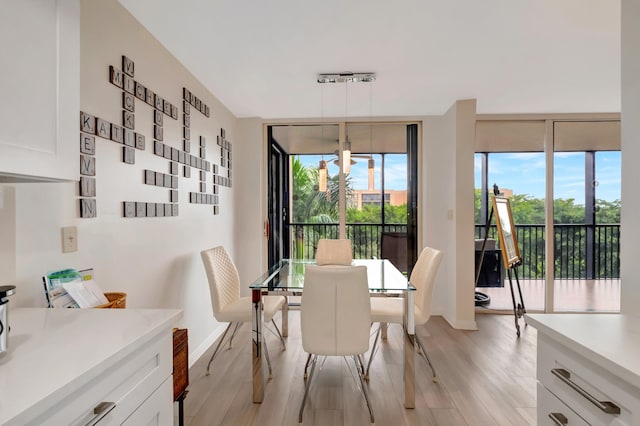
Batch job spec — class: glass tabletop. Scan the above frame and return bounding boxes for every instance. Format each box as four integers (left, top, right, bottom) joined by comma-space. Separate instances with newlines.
250, 259, 415, 293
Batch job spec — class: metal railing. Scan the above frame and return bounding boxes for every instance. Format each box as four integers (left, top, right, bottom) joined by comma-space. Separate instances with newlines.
290, 223, 407, 260
290, 223, 620, 279
475, 224, 620, 279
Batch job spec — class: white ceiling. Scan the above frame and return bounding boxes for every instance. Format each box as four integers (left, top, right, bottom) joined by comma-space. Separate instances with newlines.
119, 0, 620, 120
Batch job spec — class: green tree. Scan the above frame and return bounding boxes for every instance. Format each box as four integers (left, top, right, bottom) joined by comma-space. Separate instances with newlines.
292, 157, 352, 223
553, 198, 584, 224
596, 199, 621, 224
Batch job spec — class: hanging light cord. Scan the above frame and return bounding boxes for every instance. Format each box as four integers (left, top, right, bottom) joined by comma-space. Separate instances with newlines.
369, 81, 373, 159
321, 84, 324, 162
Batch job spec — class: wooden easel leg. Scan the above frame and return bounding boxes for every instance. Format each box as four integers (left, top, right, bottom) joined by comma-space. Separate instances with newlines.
512, 266, 527, 321
506, 268, 521, 337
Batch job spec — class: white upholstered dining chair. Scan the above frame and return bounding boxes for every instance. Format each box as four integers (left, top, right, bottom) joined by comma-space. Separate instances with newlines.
299, 265, 374, 424
301, 238, 354, 379
315, 238, 353, 265
366, 246, 443, 382
200, 246, 286, 377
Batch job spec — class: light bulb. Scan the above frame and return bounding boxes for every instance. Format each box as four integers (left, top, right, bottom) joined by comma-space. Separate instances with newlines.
368, 158, 375, 191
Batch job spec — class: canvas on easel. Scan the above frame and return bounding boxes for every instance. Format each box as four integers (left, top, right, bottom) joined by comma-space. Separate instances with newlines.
492, 196, 521, 269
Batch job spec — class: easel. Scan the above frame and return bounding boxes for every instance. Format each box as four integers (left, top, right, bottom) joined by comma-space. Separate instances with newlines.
475, 185, 526, 337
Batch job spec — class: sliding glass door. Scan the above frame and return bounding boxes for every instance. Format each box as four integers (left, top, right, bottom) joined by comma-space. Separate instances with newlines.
268, 122, 419, 271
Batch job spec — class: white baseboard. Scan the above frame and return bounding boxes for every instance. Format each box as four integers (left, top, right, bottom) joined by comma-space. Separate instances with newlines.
189, 324, 226, 368
441, 313, 478, 330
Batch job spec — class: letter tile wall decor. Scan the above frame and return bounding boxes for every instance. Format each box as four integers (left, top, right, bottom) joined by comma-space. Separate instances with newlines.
78, 55, 231, 218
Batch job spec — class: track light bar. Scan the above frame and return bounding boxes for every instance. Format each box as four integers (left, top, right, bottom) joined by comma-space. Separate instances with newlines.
317, 72, 376, 84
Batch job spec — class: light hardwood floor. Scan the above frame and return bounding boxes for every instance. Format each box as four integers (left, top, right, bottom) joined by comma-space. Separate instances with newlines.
180, 312, 537, 426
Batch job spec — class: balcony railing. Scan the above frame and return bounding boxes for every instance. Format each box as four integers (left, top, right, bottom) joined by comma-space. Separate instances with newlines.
290, 222, 620, 279
290, 223, 407, 260
474, 224, 620, 279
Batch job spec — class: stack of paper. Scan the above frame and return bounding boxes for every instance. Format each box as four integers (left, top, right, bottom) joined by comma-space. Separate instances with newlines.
43, 268, 108, 308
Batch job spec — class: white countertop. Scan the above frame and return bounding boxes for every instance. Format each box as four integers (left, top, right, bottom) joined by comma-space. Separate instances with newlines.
0, 308, 182, 425
525, 313, 640, 389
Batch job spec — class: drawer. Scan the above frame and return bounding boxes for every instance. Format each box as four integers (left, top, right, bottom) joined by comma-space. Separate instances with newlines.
538, 383, 589, 426
122, 377, 173, 426
28, 330, 172, 425
538, 333, 639, 425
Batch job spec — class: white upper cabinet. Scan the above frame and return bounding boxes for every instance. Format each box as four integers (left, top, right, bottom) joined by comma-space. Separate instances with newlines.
0, 0, 79, 182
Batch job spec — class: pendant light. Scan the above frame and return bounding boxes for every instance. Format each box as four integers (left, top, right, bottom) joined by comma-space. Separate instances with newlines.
318, 84, 327, 192
316, 72, 376, 177
318, 159, 327, 192
342, 140, 352, 174
343, 81, 351, 174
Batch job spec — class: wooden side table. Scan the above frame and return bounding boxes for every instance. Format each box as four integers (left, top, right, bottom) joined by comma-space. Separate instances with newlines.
173, 328, 189, 426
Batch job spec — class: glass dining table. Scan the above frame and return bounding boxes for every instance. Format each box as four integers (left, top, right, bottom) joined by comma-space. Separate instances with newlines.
249, 258, 418, 408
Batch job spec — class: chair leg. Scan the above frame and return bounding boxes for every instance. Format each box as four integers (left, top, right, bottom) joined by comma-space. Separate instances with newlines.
263, 339, 273, 380
271, 318, 287, 350
206, 323, 234, 375
303, 353, 312, 380
365, 324, 382, 380
299, 355, 318, 424
227, 322, 242, 349
415, 334, 437, 382
354, 356, 375, 424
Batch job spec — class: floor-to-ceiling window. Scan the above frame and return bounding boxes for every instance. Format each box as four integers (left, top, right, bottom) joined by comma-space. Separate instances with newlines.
475, 151, 546, 311
269, 122, 415, 264
291, 151, 407, 259
553, 150, 621, 311
475, 118, 621, 313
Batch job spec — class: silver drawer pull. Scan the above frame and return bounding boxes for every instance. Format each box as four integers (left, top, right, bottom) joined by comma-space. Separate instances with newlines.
85, 401, 116, 426
549, 412, 568, 425
551, 368, 621, 415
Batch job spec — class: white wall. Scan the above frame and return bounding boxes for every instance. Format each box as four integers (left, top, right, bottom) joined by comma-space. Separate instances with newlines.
423, 101, 477, 329
3, 0, 241, 366
620, 0, 640, 314
234, 118, 268, 294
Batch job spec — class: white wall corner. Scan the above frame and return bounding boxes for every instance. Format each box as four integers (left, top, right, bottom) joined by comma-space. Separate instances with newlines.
620, 0, 640, 314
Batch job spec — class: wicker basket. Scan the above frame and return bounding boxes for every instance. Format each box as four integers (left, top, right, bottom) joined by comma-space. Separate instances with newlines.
95, 292, 127, 309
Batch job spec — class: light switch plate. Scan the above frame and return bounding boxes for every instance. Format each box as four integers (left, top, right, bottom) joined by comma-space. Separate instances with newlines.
62, 226, 78, 253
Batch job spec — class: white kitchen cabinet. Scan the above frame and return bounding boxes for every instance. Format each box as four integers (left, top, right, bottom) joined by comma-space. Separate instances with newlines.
527, 314, 640, 426
121, 378, 173, 426
0, 0, 80, 182
0, 308, 182, 426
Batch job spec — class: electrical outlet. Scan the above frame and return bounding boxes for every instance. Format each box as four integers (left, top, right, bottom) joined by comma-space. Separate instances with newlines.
62, 226, 78, 253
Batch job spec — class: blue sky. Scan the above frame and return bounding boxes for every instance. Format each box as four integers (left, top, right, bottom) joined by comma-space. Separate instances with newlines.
297, 154, 407, 190
297, 151, 621, 203
476, 151, 621, 204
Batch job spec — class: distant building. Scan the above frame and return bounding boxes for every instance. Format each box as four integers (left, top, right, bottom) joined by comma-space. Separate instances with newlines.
349, 190, 407, 209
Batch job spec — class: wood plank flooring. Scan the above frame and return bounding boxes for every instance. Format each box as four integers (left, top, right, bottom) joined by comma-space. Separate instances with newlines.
180, 313, 537, 426
478, 278, 620, 312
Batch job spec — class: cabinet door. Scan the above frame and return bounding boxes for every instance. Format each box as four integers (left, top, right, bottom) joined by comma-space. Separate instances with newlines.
0, 0, 79, 181
121, 378, 173, 426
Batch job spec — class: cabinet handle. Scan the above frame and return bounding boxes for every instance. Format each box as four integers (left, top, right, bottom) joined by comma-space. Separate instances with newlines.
551, 368, 621, 415
85, 401, 116, 426
548, 412, 568, 425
